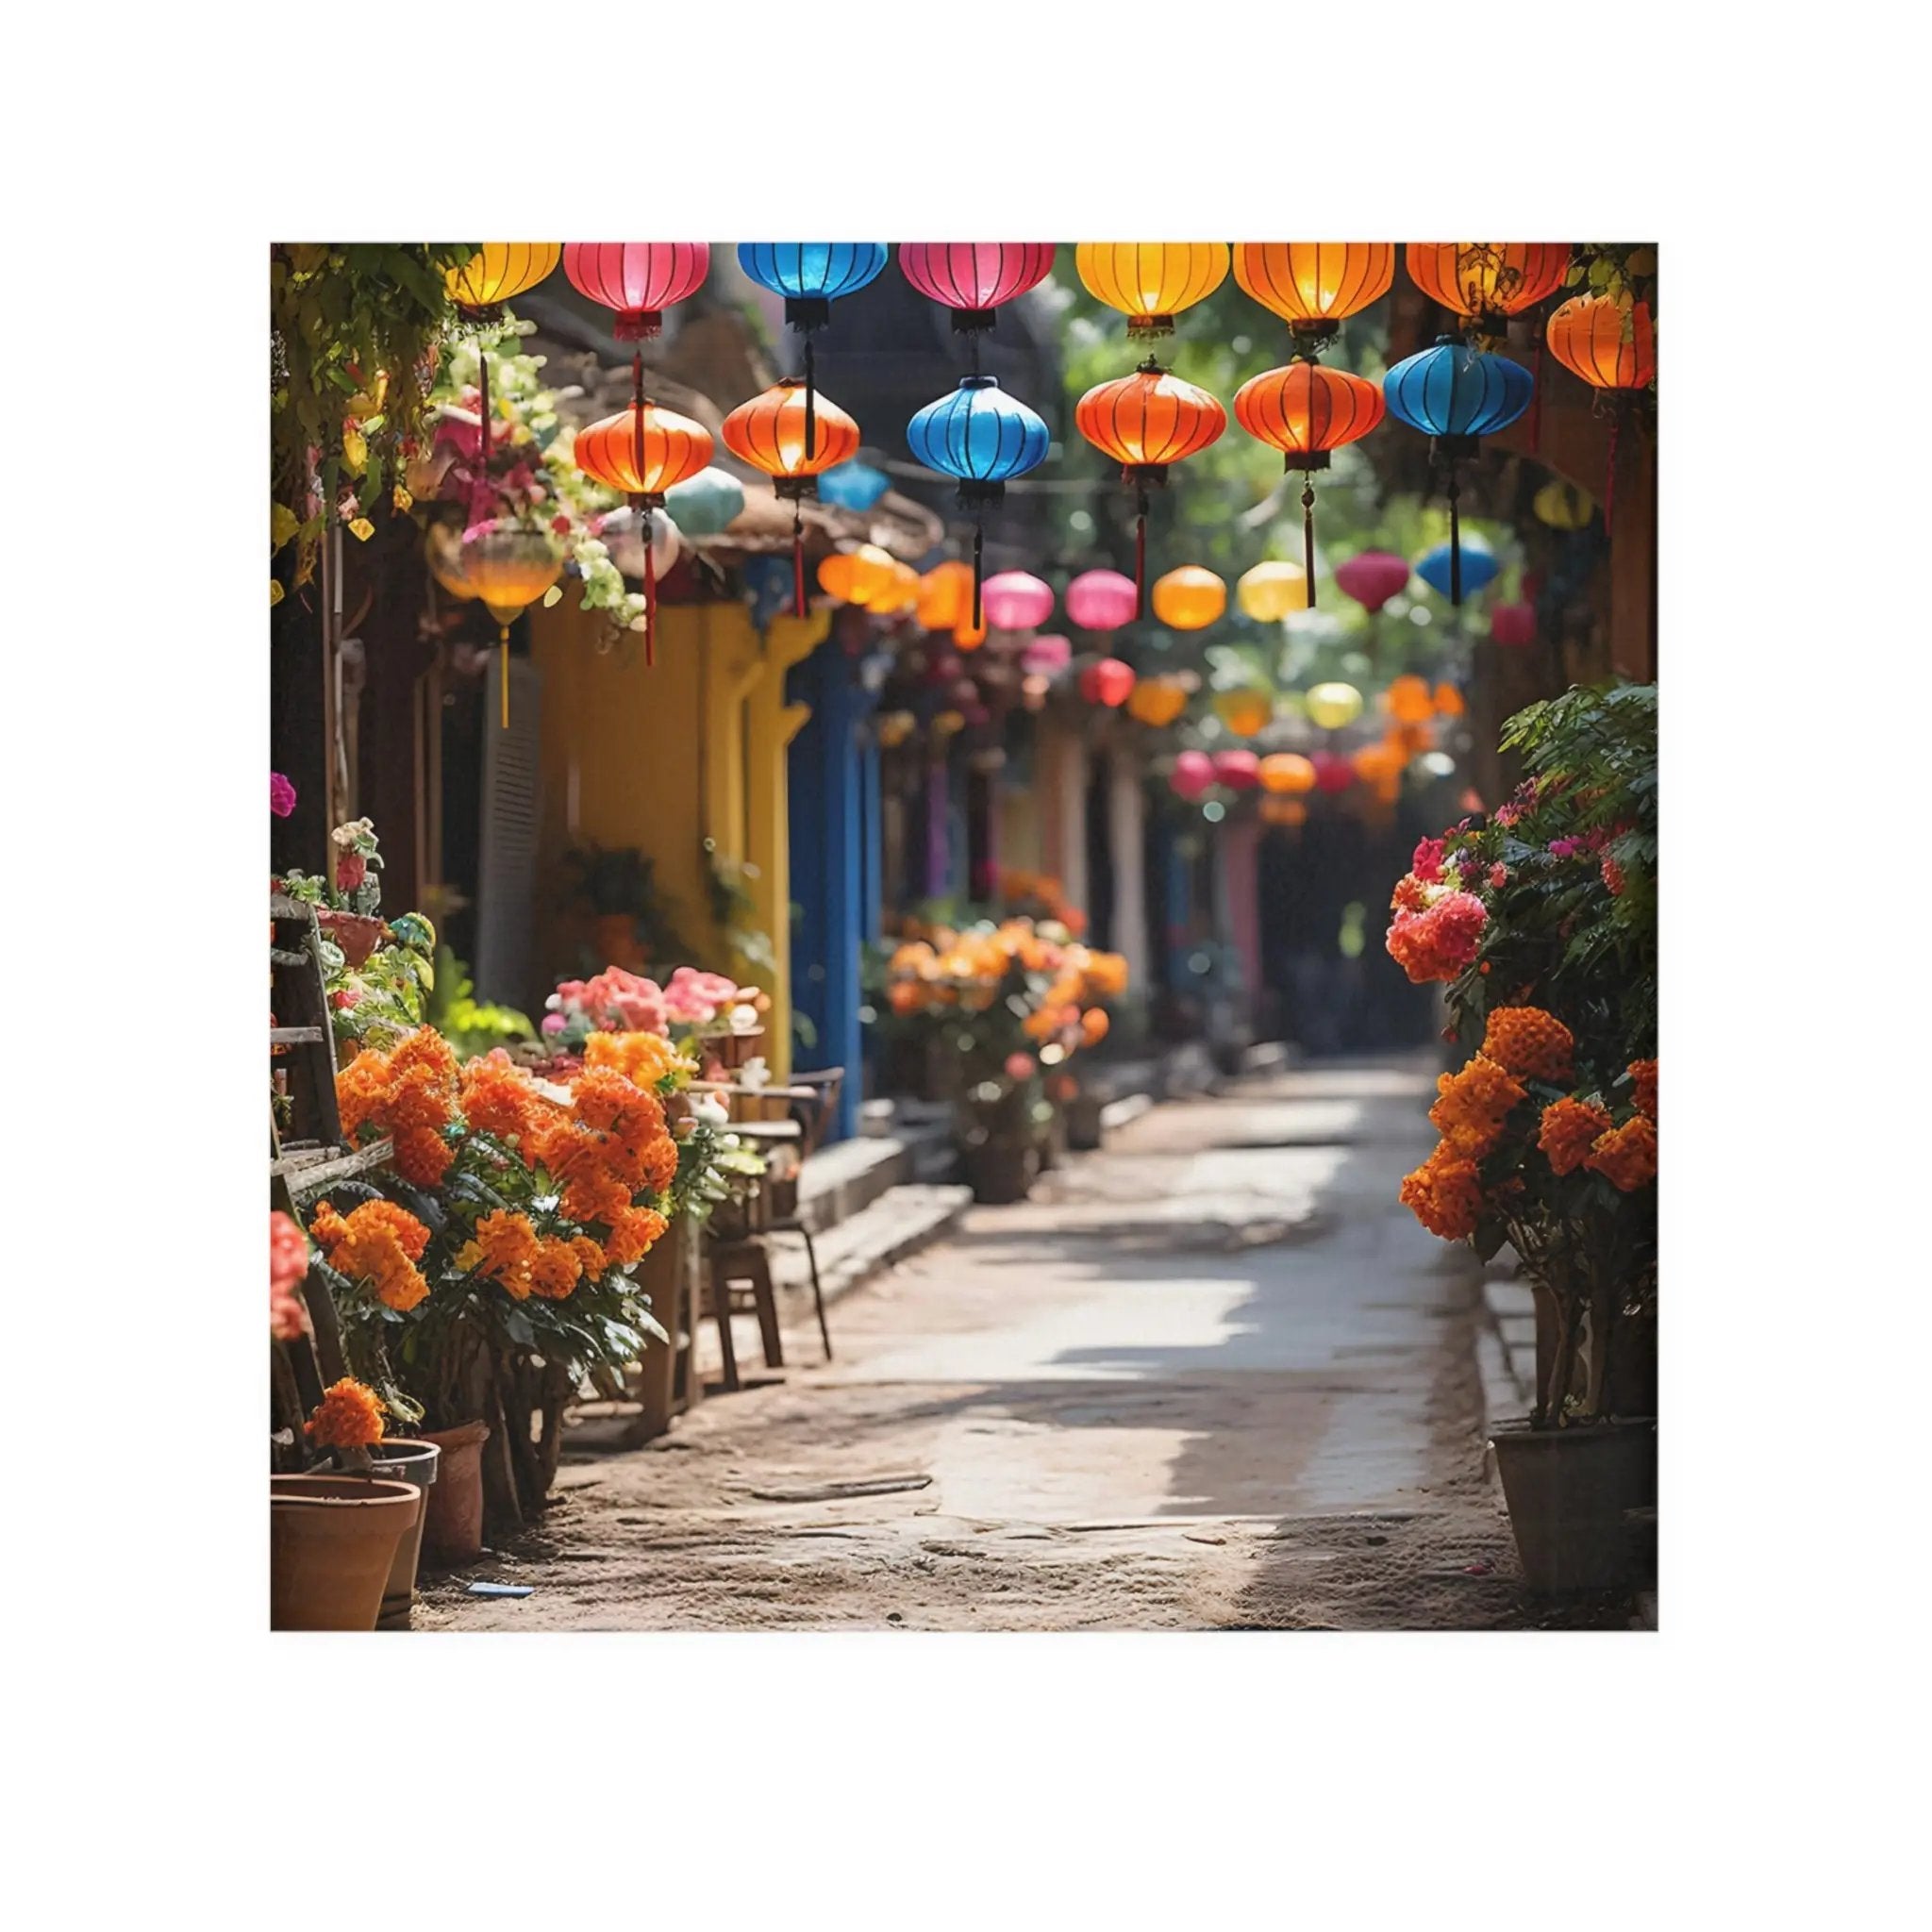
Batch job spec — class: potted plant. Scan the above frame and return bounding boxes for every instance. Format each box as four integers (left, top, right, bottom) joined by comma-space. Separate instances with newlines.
1387, 682, 1657, 1593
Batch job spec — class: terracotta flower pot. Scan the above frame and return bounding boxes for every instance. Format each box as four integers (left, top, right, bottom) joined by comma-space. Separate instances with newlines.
963, 1134, 1038, 1205
316, 908, 387, 967
368, 1439, 441, 1628
271, 1475, 421, 1631
419, 1420, 491, 1565
1490, 1417, 1657, 1594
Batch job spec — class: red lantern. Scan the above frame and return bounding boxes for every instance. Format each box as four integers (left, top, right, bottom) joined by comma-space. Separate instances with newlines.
1491, 601, 1537, 647
1336, 552, 1411, 612
1311, 750, 1355, 794
563, 243, 709, 341
1212, 748, 1259, 791
1171, 750, 1216, 800
1079, 658, 1136, 708
898, 244, 1056, 333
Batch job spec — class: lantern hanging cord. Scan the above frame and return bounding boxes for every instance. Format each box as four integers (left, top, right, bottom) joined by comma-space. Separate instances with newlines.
628, 356, 655, 669
791, 498, 806, 619
804, 337, 817, 463
972, 521, 985, 631
499, 624, 510, 730
1446, 463, 1464, 607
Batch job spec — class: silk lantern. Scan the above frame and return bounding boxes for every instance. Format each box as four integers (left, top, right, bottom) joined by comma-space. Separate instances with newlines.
874, 560, 923, 616
1416, 538, 1497, 601
1079, 658, 1136, 708
1066, 569, 1139, 633
907, 375, 1051, 628
1385, 675, 1435, 725
1383, 337, 1533, 604
572, 396, 715, 664
432, 524, 562, 730
1406, 245, 1569, 337
918, 559, 974, 631
1128, 676, 1189, 727
1434, 682, 1465, 718
817, 460, 893, 511
818, 544, 899, 607
1152, 565, 1225, 631
1075, 242, 1228, 338
1232, 243, 1394, 355
1546, 294, 1656, 533
1022, 634, 1072, 675
1260, 795, 1308, 827
1311, 749, 1355, 793
1336, 551, 1411, 613
1213, 749, 1259, 791
1232, 362, 1386, 605
1491, 600, 1537, 647
980, 571, 1055, 632
664, 465, 745, 537
1171, 749, 1216, 800
899, 243, 1056, 334
1214, 689, 1273, 738
1305, 681, 1363, 730
1237, 560, 1307, 624
563, 242, 708, 341
737, 243, 887, 462
1074, 359, 1226, 616
1259, 752, 1316, 795
721, 377, 861, 618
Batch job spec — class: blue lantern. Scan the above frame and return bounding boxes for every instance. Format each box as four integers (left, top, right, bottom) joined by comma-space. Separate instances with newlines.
817, 459, 892, 512
741, 553, 798, 631
737, 244, 888, 466
1382, 336, 1532, 606
1416, 538, 1497, 602
662, 465, 746, 538
907, 375, 1051, 627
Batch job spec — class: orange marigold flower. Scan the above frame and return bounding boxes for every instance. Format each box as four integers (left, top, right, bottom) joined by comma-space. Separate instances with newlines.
335, 1048, 391, 1141
1428, 1055, 1527, 1158
529, 1239, 584, 1302
605, 1205, 670, 1266
1586, 1115, 1657, 1191
582, 1028, 690, 1090
391, 1124, 455, 1189
459, 1052, 556, 1144
1628, 1058, 1657, 1122
306, 1376, 387, 1450
1399, 1141, 1485, 1241
569, 1235, 607, 1279
1539, 1096, 1614, 1175
1481, 1007, 1574, 1083
470, 1209, 541, 1299
308, 1199, 433, 1310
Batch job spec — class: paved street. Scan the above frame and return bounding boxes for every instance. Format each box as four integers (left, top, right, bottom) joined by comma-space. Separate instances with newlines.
419, 1056, 1555, 1631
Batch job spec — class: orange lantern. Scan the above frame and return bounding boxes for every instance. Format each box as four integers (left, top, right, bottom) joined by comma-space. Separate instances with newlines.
1406, 245, 1570, 335
1074, 358, 1226, 617
1259, 794, 1308, 827
1547, 293, 1656, 535
1075, 242, 1229, 338
1232, 244, 1394, 354
1126, 676, 1189, 727
1259, 752, 1317, 795
954, 609, 990, 651
721, 377, 861, 618
1152, 565, 1226, 631
430, 524, 563, 731
818, 544, 899, 608
874, 560, 923, 615
917, 559, 974, 631
1433, 682, 1465, 718
1352, 739, 1407, 785
1214, 689, 1273, 738
1385, 674, 1435, 725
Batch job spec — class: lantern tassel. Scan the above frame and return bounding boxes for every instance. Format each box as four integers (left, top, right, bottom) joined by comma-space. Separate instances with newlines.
642, 510, 658, 670
1134, 482, 1149, 622
499, 625, 510, 730
972, 521, 984, 631
804, 337, 817, 463
1447, 465, 1464, 608
1301, 478, 1318, 609
791, 503, 806, 620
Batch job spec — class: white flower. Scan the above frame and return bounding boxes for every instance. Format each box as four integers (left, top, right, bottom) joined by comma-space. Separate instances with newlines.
693, 1096, 729, 1128
729, 1003, 762, 1034
739, 1056, 770, 1091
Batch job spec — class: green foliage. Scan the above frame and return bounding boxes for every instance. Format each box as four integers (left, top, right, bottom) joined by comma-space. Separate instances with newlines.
703, 838, 777, 978
424, 945, 534, 1060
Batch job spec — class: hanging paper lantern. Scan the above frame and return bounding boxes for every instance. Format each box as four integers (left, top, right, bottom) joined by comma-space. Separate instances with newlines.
1066, 569, 1140, 633
1171, 749, 1217, 800
818, 544, 900, 607
1075, 242, 1228, 338
899, 243, 1056, 333
1533, 479, 1594, 530
1022, 634, 1072, 676
1231, 244, 1394, 354
955, 610, 990, 650
1405, 245, 1569, 336
1383, 338, 1533, 606
817, 460, 893, 511
1079, 658, 1136, 708
1310, 749, 1356, 793
1260, 795, 1308, 827
603, 506, 682, 584
1127, 676, 1189, 727
1214, 689, 1273, 738
1232, 362, 1386, 605
1352, 740, 1407, 784
1491, 601, 1537, 647
1236, 560, 1307, 624
907, 375, 1051, 627
917, 559, 974, 631
737, 244, 888, 463
1074, 359, 1226, 617
1152, 565, 1226, 631
1547, 294, 1657, 537
446, 244, 559, 315
1335, 551, 1412, 614
1385, 675, 1436, 725
562, 242, 708, 340
721, 377, 861, 619
1416, 538, 1498, 601
1259, 752, 1317, 795
980, 571, 1055, 632
664, 465, 745, 537
1305, 681, 1363, 730
874, 560, 923, 616
436, 525, 563, 731
1213, 749, 1259, 791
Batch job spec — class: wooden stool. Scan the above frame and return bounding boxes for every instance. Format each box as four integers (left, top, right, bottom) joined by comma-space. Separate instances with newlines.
708, 1238, 783, 1391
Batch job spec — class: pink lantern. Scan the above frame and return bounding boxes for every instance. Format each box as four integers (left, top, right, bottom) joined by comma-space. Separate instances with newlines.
562, 243, 710, 340
1491, 600, 1537, 647
1171, 750, 1217, 800
980, 570, 1055, 630
1079, 657, 1137, 708
1311, 750, 1356, 794
1021, 633, 1072, 675
898, 244, 1056, 331
1335, 551, 1413, 614
1212, 748, 1259, 791
1066, 569, 1140, 633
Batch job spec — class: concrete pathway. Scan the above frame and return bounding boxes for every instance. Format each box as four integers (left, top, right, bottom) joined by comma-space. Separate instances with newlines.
418, 1056, 1583, 1630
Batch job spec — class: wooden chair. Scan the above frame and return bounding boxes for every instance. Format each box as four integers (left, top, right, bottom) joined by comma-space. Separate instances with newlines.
766, 1068, 845, 1364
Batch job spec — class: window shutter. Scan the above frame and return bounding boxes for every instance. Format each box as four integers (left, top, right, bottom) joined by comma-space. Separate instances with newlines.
475, 658, 541, 1008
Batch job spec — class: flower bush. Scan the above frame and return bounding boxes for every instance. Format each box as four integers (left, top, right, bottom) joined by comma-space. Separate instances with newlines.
306, 1377, 388, 1452
270, 1209, 310, 1341
544, 961, 767, 1059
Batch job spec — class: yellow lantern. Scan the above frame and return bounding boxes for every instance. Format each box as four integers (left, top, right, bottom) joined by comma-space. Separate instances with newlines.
1214, 689, 1274, 737
1385, 675, 1435, 725
1127, 676, 1190, 727
1533, 479, 1595, 530
1152, 565, 1226, 631
1075, 242, 1230, 337
445, 244, 560, 312
1259, 752, 1317, 795
1305, 681, 1363, 730
1236, 560, 1307, 623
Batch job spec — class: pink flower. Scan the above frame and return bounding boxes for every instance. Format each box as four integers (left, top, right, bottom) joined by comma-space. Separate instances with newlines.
580, 966, 669, 1033
663, 966, 741, 1025
1005, 1052, 1036, 1082
1547, 839, 1579, 858
270, 771, 298, 818
1489, 861, 1508, 890
541, 1012, 566, 1036
1411, 836, 1446, 884
1386, 891, 1488, 984
336, 851, 367, 893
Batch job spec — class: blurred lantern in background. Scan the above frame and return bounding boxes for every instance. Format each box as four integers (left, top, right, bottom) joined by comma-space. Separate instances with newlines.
874, 560, 922, 616
1305, 681, 1364, 730
1021, 634, 1072, 676
1405, 244, 1569, 339
1260, 795, 1308, 827
1075, 242, 1229, 338
721, 378, 861, 618
1152, 565, 1226, 631
1545, 293, 1657, 534
603, 506, 681, 585
1075, 359, 1226, 616
955, 609, 990, 650
1171, 749, 1217, 800
1259, 752, 1317, 795
876, 710, 918, 749
907, 375, 1051, 626
1212, 748, 1259, 791
918, 559, 974, 631
1385, 674, 1436, 725
1214, 689, 1273, 737
1353, 739, 1407, 785
1127, 676, 1190, 727
1416, 537, 1498, 602
737, 243, 888, 462
816, 459, 893, 511
1491, 600, 1537, 647
1232, 361, 1385, 603
1533, 478, 1595, 530
899, 243, 1057, 334
1311, 749, 1356, 793
563, 242, 708, 341
1433, 683, 1465, 718
1336, 550, 1412, 613
1079, 658, 1137, 708
1237, 559, 1307, 623
818, 543, 899, 608
1067, 568, 1140, 634
664, 465, 745, 537
1232, 243, 1394, 356
980, 570, 1055, 632
1382, 338, 1534, 604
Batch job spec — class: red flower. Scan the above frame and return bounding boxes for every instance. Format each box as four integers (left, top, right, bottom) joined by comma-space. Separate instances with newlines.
1411, 836, 1446, 884
1602, 856, 1626, 896
336, 851, 368, 893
